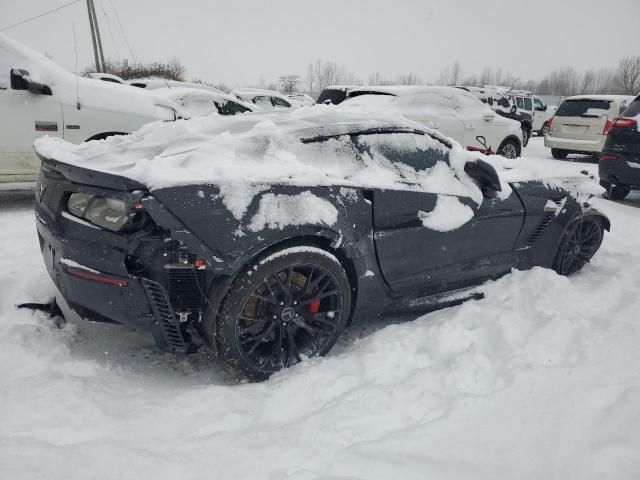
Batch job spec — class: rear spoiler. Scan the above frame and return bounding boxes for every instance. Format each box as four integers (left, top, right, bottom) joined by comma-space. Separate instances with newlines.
37, 154, 147, 192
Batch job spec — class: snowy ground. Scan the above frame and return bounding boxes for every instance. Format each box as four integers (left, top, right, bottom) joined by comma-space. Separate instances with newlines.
1, 137, 640, 479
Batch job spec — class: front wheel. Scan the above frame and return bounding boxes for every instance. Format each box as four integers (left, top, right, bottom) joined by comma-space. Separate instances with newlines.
497, 138, 520, 159
553, 217, 604, 275
521, 127, 530, 147
216, 246, 352, 379
540, 124, 549, 136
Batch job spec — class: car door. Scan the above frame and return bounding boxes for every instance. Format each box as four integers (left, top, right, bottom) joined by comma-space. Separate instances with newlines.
357, 132, 525, 294
533, 97, 547, 131
0, 74, 63, 181
399, 92, 466, 143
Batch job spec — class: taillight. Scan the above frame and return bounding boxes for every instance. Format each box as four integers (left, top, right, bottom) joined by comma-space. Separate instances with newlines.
611, 117, 638, 129
600, 154, 617, 161
547, 115, 555, 129
603, 119, 613, 135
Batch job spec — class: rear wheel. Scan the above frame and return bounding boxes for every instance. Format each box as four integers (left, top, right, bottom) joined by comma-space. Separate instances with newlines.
551, 148, 568, 159
600, 180, 631, 200
497, 138, 520, 159
216, 246, 351, 379
540, 124, 549, 136
553, 217, 604, 275
521, 127, 530, 147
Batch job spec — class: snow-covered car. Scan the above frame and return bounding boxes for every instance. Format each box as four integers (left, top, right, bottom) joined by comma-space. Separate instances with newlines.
0, 35, 178, 184
545, 95, 636, 159
286, 93, 315, 107
342, 86, 523, 158
33, 108, 609, 378
456, 86, 552, 146
316, 85, 359, 105
150, 87, 254, 118
85, 72, 126, 84
128, 78, 226, 94
231, 88, 296, 109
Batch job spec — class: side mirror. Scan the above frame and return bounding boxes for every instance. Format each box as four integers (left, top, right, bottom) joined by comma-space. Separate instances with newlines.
464, 159, 501, 198
10, 68, 52, 95
542, 104, 547, 111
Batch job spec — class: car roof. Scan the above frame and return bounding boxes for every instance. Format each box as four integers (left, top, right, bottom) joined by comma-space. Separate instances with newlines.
347, 85, 467, 97
563, 94, 636, 103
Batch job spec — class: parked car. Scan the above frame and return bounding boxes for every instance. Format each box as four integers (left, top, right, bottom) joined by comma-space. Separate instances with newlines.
599, 94, 640, 199
232, 88, 296, 109
316, 85, 359, 105
85, 72, 126, 84
0, 35, 178, 184
33, 109, 608, 378
286, 93, 315, 107
342, 85, 523, 158
545, 94, 635, 159
128, 78, 226, 94
151, 87, 254, 118
457, 86, 551, 146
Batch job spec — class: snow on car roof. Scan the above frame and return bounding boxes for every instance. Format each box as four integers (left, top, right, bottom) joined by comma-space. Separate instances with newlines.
232, 88, 290, 99
563, 94, 636, 103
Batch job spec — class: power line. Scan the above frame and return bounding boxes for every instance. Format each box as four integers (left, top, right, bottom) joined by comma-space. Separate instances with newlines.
107, 0, 136, 62
0, 0, 82, 32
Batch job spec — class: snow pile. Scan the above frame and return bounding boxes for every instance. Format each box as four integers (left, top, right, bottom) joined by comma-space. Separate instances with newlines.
248, 191, 338, 232
2, 184, 640, 478
418, 194, 474, 231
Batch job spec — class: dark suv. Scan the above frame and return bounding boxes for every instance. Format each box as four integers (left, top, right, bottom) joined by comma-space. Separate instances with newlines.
599, 95, 640, 200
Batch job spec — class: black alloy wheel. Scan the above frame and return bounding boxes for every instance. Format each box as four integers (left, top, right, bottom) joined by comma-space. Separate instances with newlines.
554, 218, 604, 276
216, 247, 351, 378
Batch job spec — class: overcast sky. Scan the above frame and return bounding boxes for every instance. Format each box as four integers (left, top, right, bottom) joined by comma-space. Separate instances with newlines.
1, 0, 639, 88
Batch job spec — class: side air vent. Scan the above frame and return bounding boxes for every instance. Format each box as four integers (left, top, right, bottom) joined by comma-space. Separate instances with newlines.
526, 213, 554, 245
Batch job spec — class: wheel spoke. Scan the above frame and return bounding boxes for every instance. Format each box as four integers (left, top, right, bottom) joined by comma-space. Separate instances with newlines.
251, 293, 278, 306
287, 331, 301, 364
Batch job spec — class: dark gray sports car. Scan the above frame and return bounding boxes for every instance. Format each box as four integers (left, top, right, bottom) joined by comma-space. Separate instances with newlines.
33, 111, 609, 378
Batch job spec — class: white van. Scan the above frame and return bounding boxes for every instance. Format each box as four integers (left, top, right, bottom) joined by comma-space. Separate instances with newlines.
0, 35, 178, 184
544, 94, 635, 159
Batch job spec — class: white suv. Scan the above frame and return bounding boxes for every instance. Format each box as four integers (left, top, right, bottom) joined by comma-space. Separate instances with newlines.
232, 88, 297, 109
0, 35, 177, 184
341, 86, 523, 158
544, 94, 635, 159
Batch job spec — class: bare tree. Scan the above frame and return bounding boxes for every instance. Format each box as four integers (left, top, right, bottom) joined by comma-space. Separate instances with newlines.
278, 74, 301, 93
437, 61, 462, 86
84, 57, 185, 81
616, 56, 640, 95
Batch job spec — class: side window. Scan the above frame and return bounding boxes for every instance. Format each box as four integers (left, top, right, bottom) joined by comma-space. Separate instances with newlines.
534, 98, 544, 111
516, 97, 524, 109
217, 100, 251, 115
523, 97, 532, 111
354, 132, 447, 172
253, 96, 273, 109
272, 96, 291, 108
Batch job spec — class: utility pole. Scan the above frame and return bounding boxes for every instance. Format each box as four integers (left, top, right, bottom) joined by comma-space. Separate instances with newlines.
86, 0, 105, 72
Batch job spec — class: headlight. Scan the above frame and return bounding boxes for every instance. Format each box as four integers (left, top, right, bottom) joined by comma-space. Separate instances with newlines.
67, 193, 129, 231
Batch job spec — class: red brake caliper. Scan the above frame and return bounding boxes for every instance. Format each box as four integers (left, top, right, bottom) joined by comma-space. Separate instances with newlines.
307, 297, 321, 314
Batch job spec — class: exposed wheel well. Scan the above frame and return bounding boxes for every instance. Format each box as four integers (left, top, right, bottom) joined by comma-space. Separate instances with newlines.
84, 131, 128, 142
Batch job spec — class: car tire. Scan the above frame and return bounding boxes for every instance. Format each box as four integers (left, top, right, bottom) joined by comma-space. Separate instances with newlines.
497, 138, 520, 159
540, 124, 549, 136
521, 127, 530, 147
600, 180, 631, 200
216, 246, 352, 379
553, 217, 604, 276
551, 148, 568, 159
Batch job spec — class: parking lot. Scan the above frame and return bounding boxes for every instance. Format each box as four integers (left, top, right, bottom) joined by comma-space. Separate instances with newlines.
2, 135, 640, 479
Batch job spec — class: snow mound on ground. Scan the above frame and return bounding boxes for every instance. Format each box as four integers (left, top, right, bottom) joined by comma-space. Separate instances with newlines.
418, 194, 474, 231
2, 194, 640, 479
248, 191, 338, 232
